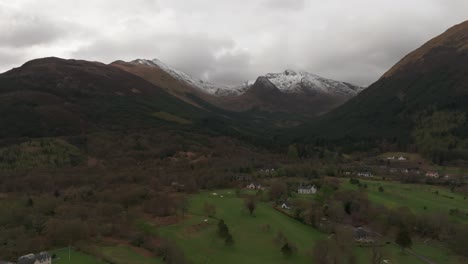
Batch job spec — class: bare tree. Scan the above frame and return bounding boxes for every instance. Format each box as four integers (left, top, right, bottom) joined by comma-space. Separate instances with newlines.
371, 245, 384, 264
245, 196, 256, 216
203, 203, 216, 217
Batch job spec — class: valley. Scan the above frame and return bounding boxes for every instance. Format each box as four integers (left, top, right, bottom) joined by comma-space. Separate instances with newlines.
0, 7, 467, 264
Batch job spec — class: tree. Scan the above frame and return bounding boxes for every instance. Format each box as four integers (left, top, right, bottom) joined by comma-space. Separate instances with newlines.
245, 196, 256, 216
177, 196, 189, 217
371, 245, 384, 264
281, 242, 293, 257
287, 144, 299, 159
268, 181, 288, 201
378, 186, 384, 192
217, 219, 234, 246
203, 203, 216, 217
395, 227, 412, 250
26, 197, 34, 207
225, 233, 234, 245
217, 219, 229, 238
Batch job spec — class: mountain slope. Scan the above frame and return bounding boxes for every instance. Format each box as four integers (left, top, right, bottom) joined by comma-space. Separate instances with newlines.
0, 57, 210, 139
218, 74, 360, 116
110, 59, 212, 107
262, 69, 364, 96
300, 21, 468, 157
128, 59, 247, 96
118, 58, 364, 117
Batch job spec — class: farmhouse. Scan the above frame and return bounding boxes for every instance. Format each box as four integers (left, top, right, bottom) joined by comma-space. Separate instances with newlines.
353, 227, 373, 243
297, 184, 317, 194
234, 175, 251, 182
246, 183, 263, 190
17, 252, 51, 264
280, 201, 292, 210
426, 171, 440, 178
357, 171, 373, 177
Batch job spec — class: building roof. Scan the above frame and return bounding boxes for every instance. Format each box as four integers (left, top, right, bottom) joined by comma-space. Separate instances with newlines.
18, 252, 50, 264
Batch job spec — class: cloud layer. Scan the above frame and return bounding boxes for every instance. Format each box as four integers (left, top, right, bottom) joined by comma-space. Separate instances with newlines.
0, 0, 467, 86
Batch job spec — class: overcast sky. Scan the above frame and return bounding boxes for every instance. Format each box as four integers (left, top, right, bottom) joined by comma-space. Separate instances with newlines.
0, 0, 467, 86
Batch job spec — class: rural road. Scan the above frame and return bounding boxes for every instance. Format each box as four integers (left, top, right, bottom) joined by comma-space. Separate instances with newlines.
405, 249, 437, 264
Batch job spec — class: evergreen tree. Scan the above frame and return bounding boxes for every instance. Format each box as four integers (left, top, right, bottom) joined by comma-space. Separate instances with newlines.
281, 242, 293, 257
395, 227, 412, 250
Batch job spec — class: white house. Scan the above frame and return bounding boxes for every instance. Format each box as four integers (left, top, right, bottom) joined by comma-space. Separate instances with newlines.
426, 171, 439, 178
246, 183, 262, 190
398, 156, 408, 161
298, 184, 317, 194
357, 172, 373, 177
18, 252, 51, 264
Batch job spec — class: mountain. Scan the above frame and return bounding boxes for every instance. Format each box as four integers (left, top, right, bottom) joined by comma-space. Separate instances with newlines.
300, 21, 468, 158
110, 59, 213, 107
0, 57, 212, 139
0, 57, 293, 151
217, 72, 363, 116
127, 59, 247, 96
246, 69, 364, 96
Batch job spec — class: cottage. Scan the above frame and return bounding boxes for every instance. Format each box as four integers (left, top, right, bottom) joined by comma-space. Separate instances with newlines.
280, 201, 291, 210
386, 156, 395, 160
246, 183, 262, 190
426, 171, 439, 178
357, 172, 373, 177
398, 156, 408, 161
18, 252, 51, 264
298, 184, 317, 194
235, 175, 251, 182
353, 227, 373, 243
343, 171, 353, 176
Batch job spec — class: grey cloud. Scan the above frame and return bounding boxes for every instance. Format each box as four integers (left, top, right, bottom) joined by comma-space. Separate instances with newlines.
0, 0, 467, 86
73, 32, 236, 81
262, 0, 305, 10
207, 50, 255, 85
0, 10, 68, 48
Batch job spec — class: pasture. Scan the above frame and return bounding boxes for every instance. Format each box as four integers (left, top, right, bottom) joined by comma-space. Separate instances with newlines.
52, 248, 104, 264
158, 189, 326, 264
341, 179, 468, 224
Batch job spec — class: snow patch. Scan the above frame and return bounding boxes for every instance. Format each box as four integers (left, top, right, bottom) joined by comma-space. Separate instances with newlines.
131, 59, 247, 96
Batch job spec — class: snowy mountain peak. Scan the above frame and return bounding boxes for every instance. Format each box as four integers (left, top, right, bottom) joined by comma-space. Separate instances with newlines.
130, 59, 247, 96
261, 70, 364, 96
130, 58, 364, 97
283, 69, 298, 76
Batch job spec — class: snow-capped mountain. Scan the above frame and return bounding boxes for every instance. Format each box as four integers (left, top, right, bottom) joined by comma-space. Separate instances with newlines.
253, 70, 365, 96
130, 59, 364, 98
131, 59, 247, 96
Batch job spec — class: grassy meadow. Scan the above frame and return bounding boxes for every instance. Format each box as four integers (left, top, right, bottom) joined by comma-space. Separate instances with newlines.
52, 248, 104, 264
49, 183, 466, 264
158, 189, 325, 264
341, 179, 468, 224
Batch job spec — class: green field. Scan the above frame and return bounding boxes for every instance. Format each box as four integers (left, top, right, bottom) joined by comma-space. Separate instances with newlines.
158, 189, 326, 264
152, 111, 193, 125
52, 249, 104, 264
97, 245, 163, 264
154, 188, 466, 264
341, 179, 468, 224
51, 184, 466, 264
